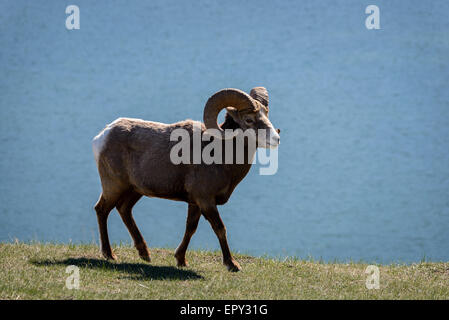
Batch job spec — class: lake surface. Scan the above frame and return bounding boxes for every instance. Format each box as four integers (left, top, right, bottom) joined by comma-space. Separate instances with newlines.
1, 0, 448, 264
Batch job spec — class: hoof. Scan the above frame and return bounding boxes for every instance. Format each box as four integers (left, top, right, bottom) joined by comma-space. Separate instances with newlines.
102, 251, 117, 261
225, 259, 242, 272
174, 252, 188, 267
136, 243, 151, 262
139, 254, 151, 262
176, 260, 189, 267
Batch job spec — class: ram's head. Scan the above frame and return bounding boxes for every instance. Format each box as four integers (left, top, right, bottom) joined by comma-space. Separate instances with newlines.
203, 87, 280, 148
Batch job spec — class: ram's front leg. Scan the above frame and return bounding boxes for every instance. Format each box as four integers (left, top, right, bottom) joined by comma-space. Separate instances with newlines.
175, 204, 201, 267
199, 203, 241, 272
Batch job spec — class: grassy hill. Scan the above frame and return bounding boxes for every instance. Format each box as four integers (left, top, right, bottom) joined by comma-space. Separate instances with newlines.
1, 242, 448, 299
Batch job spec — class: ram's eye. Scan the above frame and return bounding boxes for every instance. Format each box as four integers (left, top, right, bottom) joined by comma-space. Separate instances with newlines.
244, 118, 254, 125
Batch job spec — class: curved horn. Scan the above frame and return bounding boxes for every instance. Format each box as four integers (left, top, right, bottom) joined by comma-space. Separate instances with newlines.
250, 87, 269, 109
203, 88, 257, 138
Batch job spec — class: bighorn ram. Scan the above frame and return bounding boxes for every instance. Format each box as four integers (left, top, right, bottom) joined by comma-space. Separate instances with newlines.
92, 87, 280, 271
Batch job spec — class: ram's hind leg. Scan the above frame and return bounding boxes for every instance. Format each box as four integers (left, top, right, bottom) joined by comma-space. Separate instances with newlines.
174, 204, 201, 267
95, 193, 118, 260
116, 190, 151, 262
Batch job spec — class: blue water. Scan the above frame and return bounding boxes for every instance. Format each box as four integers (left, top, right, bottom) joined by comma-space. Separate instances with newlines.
1, 0, 448, 264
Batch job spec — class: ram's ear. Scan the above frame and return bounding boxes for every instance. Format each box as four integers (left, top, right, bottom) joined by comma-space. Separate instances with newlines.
250, 87, 269, 107
225, 106, 240, 121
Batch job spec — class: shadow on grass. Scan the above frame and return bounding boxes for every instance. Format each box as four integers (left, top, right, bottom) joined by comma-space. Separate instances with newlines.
30, 258, 203, 281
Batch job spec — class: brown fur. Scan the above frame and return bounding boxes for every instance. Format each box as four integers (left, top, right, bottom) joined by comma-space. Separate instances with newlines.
93, 88, 279, 271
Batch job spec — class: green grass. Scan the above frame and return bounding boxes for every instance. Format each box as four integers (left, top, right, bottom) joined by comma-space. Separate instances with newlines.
1, 242, 449, 299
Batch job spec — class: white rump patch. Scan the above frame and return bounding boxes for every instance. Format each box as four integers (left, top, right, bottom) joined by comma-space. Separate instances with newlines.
92, 118, 123, 164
